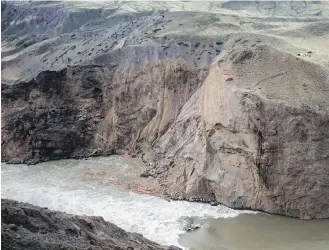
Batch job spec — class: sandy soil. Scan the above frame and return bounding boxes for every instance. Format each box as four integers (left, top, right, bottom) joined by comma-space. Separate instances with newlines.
83, 154, 166, 198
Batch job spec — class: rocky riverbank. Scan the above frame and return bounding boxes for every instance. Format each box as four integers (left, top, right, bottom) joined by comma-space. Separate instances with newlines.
1, 199, 180, 250
2, 1, 329, 219
2, 40, 329, 219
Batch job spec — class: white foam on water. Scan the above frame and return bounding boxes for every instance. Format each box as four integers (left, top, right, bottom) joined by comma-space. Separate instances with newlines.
1, 156, 255, 247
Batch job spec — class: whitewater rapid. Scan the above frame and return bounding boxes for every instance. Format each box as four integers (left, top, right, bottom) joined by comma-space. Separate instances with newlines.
1, 156, 254, 247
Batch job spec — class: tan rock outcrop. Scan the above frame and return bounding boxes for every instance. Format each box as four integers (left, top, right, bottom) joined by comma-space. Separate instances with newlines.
146, 41, 329, 219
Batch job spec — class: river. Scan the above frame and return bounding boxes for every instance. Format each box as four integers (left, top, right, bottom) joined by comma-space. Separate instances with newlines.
2, 156, 329, 249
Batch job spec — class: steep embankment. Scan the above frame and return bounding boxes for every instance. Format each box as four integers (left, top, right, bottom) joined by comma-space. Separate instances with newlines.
1, 60, 206, 164
1, 199, 180, 250
146, 40, 329, 219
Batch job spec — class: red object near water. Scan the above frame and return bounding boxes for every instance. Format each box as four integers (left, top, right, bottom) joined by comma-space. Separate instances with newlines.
123, 152, 130, 158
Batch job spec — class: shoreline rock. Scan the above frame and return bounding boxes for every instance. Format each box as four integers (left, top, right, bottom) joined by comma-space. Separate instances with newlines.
1, 199, 181, 250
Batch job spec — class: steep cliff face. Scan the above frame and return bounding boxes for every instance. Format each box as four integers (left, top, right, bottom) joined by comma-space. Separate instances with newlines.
93, 59, 207, 154
146, 41, 329, 219
1, 60, 206, 164
1, 66, 111, 164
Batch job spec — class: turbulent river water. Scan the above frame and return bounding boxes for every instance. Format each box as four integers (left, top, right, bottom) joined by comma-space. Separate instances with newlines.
2, 156, 329, 249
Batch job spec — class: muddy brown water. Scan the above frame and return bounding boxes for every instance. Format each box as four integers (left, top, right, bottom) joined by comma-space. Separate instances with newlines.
179, 213, 329, 250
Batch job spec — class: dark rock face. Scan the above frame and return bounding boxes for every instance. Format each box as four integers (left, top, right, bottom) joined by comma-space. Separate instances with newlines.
1, 61, 204, 164
1, 66, 114, 164
1, 199, 181, 250
2, 105, 84, 164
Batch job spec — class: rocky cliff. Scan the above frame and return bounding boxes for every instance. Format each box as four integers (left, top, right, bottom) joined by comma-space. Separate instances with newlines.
1, 199, 180, 250
1, 60, 206, 164
145, 40, 329, 219
2, 41, 329, 219
2, 1, 329, 219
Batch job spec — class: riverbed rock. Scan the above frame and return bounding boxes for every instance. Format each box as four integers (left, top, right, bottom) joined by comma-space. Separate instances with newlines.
1, 199, 181, 250
140, 169, 152, 178
178, 216, 201, 232
210, 202, 219, 207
